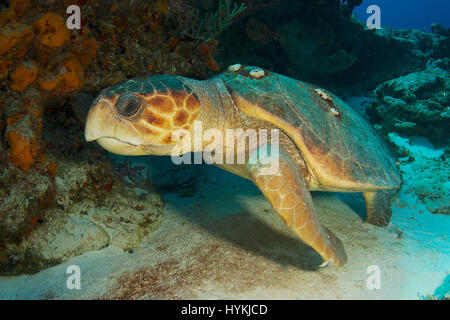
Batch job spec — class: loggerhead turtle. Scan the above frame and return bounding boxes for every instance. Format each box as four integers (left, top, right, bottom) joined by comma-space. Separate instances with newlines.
85, 64, 402, 267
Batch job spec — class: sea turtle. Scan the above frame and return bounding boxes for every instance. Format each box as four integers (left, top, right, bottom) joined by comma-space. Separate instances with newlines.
85, 64, 402, 267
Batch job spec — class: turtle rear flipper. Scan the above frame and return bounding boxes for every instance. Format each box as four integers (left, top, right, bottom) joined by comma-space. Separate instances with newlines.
247, 147, 347, 267
363, 190, 393, 227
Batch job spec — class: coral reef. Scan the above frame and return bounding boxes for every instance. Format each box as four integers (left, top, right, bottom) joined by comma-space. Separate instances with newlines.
0, 106, 165, 275
34, 13, 70, 48
276, 19, 358, 75
0, 0, 248, 275
0, 0, 246, 172
366, 58, 449, 146
216, 0, 449, 97
4, 87, 42, 171
183, 0, 246, 42
388, 133, 449, 217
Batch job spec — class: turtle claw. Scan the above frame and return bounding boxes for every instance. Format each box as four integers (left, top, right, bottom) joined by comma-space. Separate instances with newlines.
322, 226, 348, 267
319, 260, 329, 268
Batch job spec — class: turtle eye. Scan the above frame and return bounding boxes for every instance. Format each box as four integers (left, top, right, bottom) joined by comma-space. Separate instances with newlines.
115, 94, 143, 117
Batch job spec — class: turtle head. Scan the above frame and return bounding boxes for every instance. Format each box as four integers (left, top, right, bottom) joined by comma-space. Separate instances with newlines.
85, 76, 201, 156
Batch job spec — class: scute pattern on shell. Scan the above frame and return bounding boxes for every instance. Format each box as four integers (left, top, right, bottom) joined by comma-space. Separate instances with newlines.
218, 66, 402, 190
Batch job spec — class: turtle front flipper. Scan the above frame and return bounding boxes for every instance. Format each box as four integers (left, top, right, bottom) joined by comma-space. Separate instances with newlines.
247, 147, 347, 267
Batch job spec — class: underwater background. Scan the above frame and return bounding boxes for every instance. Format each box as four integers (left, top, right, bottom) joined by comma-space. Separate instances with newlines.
354, 0, 449, 31
0, 0, 448, 299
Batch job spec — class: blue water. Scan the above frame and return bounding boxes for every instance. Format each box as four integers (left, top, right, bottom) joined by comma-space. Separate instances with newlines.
354, 0, 450, 31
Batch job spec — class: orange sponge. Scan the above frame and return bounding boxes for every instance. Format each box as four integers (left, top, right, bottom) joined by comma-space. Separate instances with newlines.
39, 56, 83, 93
5, 89, 43, 171
34, 13, 70, 48
60, 57, 83, 90
10, 61, 38, 92
71, 34, 99, 66
38, 76, 60, 91
6, 126, 38, 171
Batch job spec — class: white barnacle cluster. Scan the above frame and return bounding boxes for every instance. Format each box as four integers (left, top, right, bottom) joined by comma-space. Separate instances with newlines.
228, 64, 242, 72
249, 68, 265, 78
330, 107, 340, 117
314, 88, 332, 101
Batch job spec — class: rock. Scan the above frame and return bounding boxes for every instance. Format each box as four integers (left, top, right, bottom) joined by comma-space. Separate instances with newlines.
70, 92, 94, 124
367, 58, 450, 146
0, 164, 54, 246
0, 108, 165, 275
431, 23, 449, 37
388, 134, 449, 217
277, 19, 359, 75
217, 1, 447, 97
12, 215, 111, 273
0, 151, 165, 275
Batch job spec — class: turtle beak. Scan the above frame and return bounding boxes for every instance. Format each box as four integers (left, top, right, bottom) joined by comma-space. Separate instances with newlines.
84, 100, 147, 156
94, 137, 148, 155
85, 100, 110, 142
